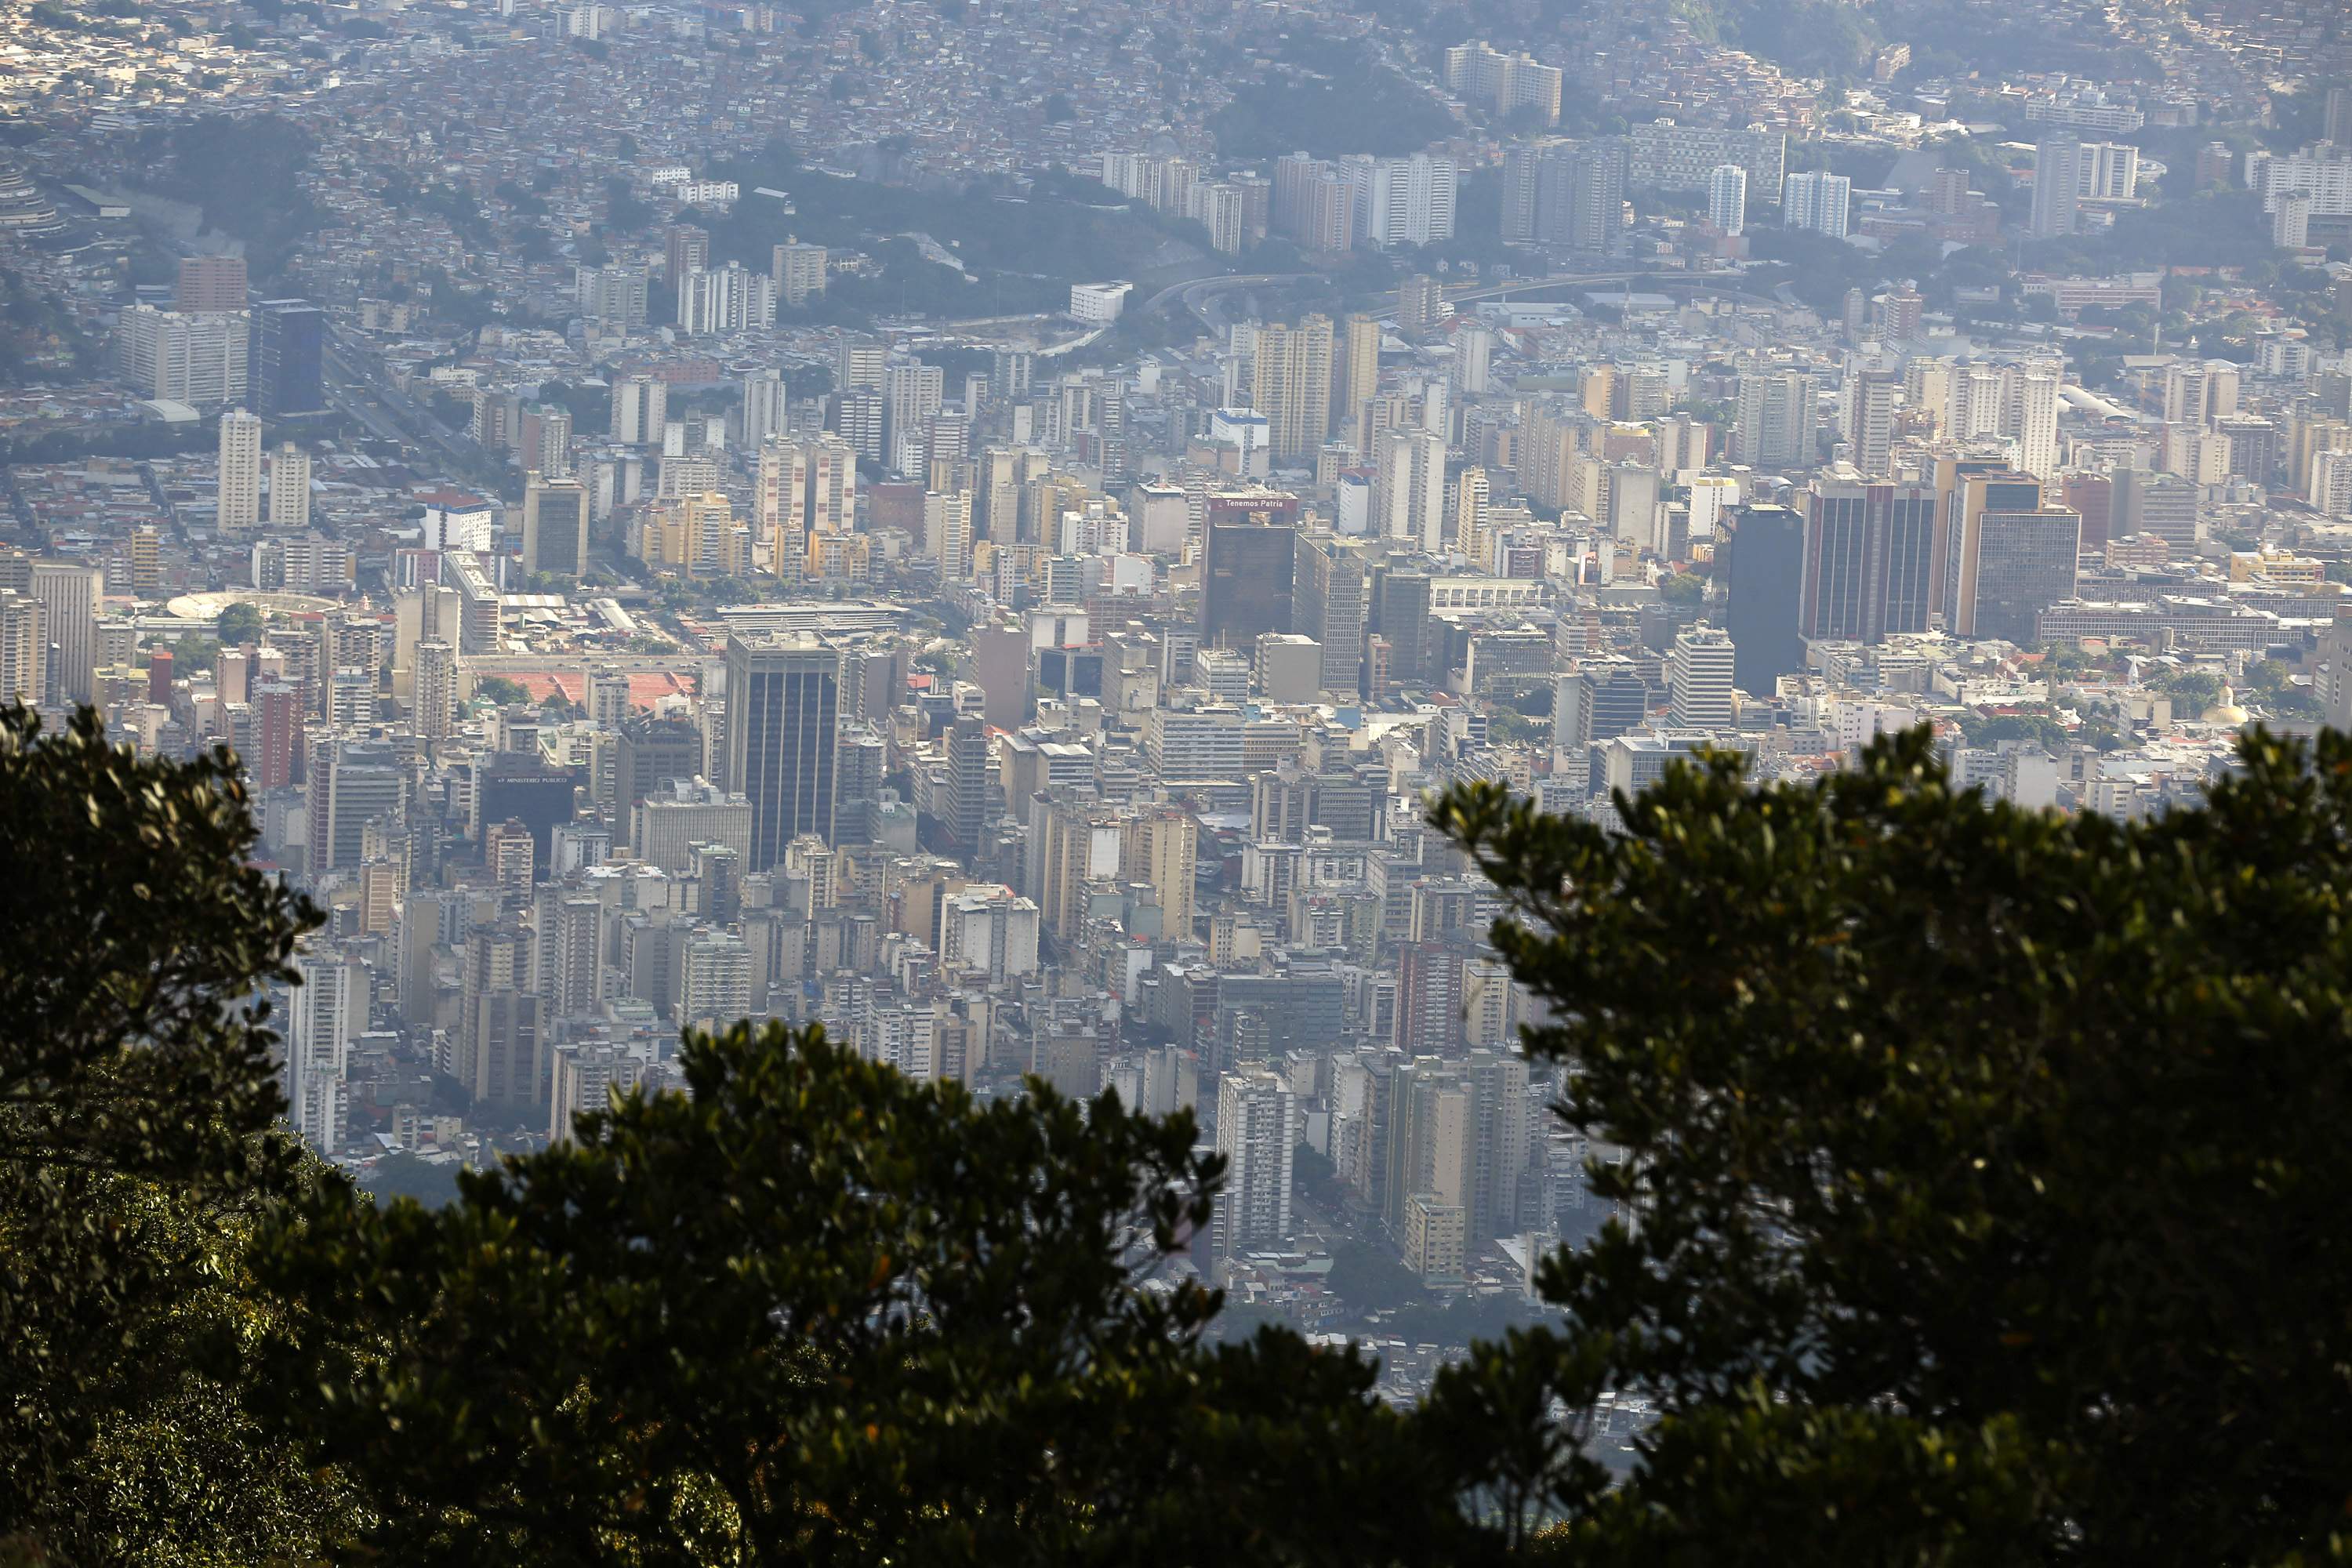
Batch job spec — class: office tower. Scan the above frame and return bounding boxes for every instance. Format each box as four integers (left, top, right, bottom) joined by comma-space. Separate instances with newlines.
249, 300, 325, 418
944, 713, 989, 851
2112, 466, 2199, 555
1781, 170, 1851, 238
1345, 154, 1459, 249
1292, 531, 1367, 696
676, 263, 775, 335
611, 373, 668, 445
413, 637, 456, 741
1851, 369, 1899, 477
1946, 474, 2080, 641
267, 441, 310, 528
1500, 140, 1551, 244
924, 489, 973, 582
742, 367, 789, 450
2013, 369, 2062, 480
1250, 314, 1334, 461
804, 432, 857, 535
175, 254, 247, 313
724, 633, 839, 867
2031, 140, 2083, 238
1722, 504, 1805, 698
1371, 426, 1447, 551
285, 952, 358, 1151
217, 408, 263, 534
1396, 274, 1445, 336
884, 360, 946, 477
1212, 1070, 1296, 1268
1668, 626, 1738, 724
1734, 371, 1820, 466
770, 238, 827, 306
521, 474, 590, 579
1801, 481, 1940, 642
1199, 516, 1299, 649
575, 263, 649, 329
1373, 569, 1433, 691
1555, 655, 1651, 755
1708, 162, 1748, 235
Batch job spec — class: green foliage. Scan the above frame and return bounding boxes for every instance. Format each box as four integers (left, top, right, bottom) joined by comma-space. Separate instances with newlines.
2146, 665, 2225, 715
1955, 707, 2069, 749
1657, 570, 1706, 606
147, 116, 320, 283
213, 601, 265, 648
1429, 727, 2352, 1562
0, 703, 320, 1550
473, 677, 528, 707
2246, 659, 2321, 718
252, 1022, 1468, 1565
1325, 1240, 1425, 1313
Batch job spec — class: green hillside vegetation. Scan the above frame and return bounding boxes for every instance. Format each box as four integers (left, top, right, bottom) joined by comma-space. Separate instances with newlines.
1209, 40, 1457, 160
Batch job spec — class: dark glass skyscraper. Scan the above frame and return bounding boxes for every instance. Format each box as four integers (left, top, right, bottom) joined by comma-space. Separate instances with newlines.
1800, 481, 1940, 642
251, 299, 327, 418
1199, 519, 1297, 650
723, 633, 839, 869
1722, 503, 1806, 699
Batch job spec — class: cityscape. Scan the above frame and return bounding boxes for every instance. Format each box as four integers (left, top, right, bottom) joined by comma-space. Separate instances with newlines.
1, 0, 2350, 1410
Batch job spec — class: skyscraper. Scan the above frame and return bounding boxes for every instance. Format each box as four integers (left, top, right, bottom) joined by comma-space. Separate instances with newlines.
1722, 505, 1806, 698
1199, 517, 1298, 649
611, 374, 668, 445
741, 366, 789, 449
521, 473, 590, 579
1212, 1069, 1297, 1270
1250, 314, 1334, 461
249, 299, 325, 418
723, 633, 840, 867
1783, 171, 1852, 237
412, 638, 456, 742
2031, 140, 2083, 238
1850, 369, 1899, 478
1800, 481, 1940, 643
218, 408, 263, 534
924, 488, 973, 581
1945, 474, 2082, 641
756, 437, 808, 579
1292, 530, 1367, 696
944, 713, 989, 851
1668, 626, 1739, 724
1735, 371, 1820, 466
268, 441, 310, 529
1708, 162, 1748, 235
1340, 312, 1381, 449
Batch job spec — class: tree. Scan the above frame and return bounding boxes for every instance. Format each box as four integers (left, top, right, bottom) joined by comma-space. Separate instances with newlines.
214, 601, 265, 647
252, 1023, 1469, 1566
0, 703, 322, 1552
1425, 728, 2352, 1563
474, 676, 528, 706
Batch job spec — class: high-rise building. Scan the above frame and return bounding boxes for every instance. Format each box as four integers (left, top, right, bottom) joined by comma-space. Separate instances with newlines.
1800, 481, 1940, 642
1371, 426, 1447, 551
459, 921, 540, 1109
611, 373, 668, 445
1339, 312, 1381, 448
770, 238, 827, 306
676, 263, 775, 335
249, 299, 325, 418
218, 408, 263, 534
1850, 369, 1899, 477
1722, 504, 1805, 698
1344, 154, 1459, 249
175, 254, 248, 313
1250, 314, 1334, 461
116, 303, 249, 407
1292, 530, 1367, 696
1199, 517, 1299, 649
1782, 170, 1852, 237
268, 441, 310, 529
412, 638, 456, 741
884, 360, 946, 477
2031, 140, 2084, 238
741, 367, 789, 450
1668, 625, 1738, 724
521, 473, 590, 579
723, 633, 839, 867
1707, 162, 1748, 235
1212, 1069, 1297, 1269
1735, 371, 1820, 466
1945, 473, 2081, 641
0, 589, 42, 706
575, 263, 649, 329
924, 488, 973, 582
944, 712, 989, 851
754, 437, 808, 579
1627, 122, 1787, 200
1443, 41, 1563, 124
